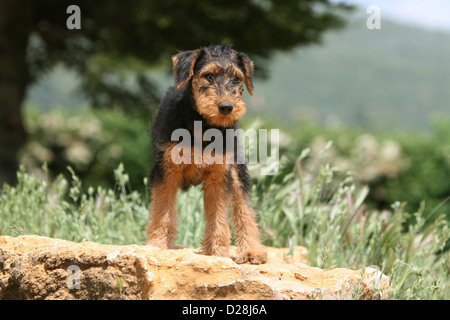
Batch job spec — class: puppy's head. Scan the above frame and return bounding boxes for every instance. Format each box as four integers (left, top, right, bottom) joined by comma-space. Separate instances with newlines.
172, 45, 254, 127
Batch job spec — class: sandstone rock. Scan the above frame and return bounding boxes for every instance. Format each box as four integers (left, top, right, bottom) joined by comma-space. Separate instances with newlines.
0, 235, 390, 300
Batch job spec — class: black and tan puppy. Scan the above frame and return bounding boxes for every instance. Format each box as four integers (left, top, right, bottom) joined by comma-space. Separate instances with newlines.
146, 44, 267, 264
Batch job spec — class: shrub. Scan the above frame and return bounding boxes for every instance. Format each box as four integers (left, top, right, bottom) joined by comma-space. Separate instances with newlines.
20, 109, 450, 224
20, 108, 151, 195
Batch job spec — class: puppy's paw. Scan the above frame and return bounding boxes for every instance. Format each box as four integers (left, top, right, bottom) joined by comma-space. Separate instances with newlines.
232, 247, 267, 265
145, 238, 170, 249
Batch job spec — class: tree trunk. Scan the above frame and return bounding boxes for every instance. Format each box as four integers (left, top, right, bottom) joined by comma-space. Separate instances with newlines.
0, 0, 30, 187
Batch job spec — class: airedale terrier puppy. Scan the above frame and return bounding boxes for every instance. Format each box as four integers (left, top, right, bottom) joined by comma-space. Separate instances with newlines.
145, 44, 267, 264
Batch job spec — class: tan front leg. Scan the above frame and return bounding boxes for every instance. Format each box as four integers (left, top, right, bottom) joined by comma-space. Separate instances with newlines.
230, 166, 267, 264
145, 152, 183, 249
200, 165, 231, 257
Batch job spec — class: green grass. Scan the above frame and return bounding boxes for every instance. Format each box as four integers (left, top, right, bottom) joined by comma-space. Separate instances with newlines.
0, 164, 149, 245
1, 153, 449, 299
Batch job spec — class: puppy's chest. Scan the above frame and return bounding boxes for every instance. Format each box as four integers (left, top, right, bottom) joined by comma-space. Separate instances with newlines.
163, 142, 232, 187
180, 164, 209, 187
179, 158, 232, 189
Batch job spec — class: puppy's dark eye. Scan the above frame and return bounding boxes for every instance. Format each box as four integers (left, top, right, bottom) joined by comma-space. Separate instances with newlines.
206, 74, 215, 83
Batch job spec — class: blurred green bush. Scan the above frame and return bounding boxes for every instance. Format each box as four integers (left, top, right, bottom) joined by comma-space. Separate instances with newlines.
21, 108, 152, 197
281, 117, 450, 223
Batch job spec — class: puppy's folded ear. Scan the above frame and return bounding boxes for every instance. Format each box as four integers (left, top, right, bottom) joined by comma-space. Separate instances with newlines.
238, 53, 254, 96
172, 49, 203, 90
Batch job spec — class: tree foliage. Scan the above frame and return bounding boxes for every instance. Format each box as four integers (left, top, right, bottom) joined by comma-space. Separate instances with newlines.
24, 0, 352, 111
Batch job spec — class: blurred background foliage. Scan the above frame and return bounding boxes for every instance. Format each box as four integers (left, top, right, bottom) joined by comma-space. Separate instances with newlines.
19, 107, 450, 223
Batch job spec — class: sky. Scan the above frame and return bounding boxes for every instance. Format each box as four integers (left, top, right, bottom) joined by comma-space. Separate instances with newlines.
338, 0, 450, 32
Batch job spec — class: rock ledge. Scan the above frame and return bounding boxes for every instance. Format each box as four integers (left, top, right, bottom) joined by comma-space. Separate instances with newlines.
0, 235, 390, 300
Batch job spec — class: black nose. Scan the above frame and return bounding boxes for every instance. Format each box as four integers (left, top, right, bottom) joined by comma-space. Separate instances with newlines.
218, 102, 233, 114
